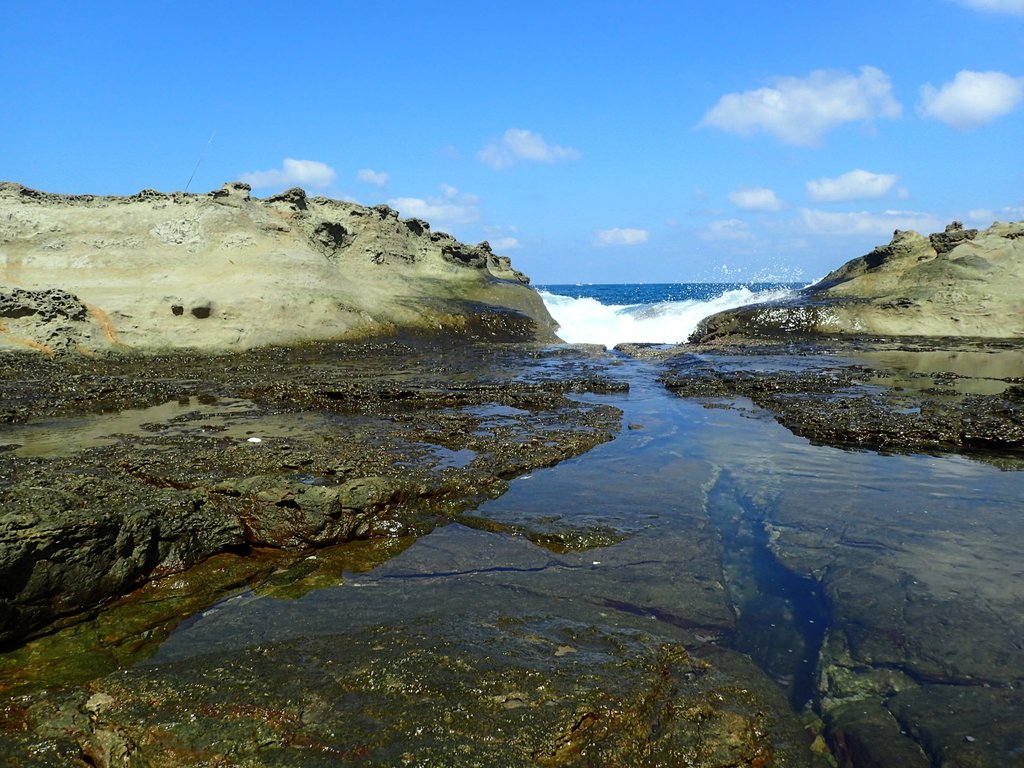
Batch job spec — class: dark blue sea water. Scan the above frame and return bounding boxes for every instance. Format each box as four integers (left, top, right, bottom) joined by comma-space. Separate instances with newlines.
537, 282, 804, 347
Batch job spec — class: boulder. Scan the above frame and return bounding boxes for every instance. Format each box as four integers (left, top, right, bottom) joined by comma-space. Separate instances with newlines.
691, 220, 1024, 342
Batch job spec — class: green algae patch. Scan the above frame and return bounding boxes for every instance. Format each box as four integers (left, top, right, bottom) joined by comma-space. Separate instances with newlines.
0, 537, 412, 699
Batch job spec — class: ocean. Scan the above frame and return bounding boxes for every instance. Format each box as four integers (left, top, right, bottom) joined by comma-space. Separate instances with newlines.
537, 282, 803, 347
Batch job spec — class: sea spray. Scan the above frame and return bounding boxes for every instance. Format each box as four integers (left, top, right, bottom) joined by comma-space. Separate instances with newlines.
538, 283, 800, 348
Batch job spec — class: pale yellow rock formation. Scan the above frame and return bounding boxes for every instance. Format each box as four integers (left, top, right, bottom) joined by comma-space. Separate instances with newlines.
692, 221, 1024, 341
0, 182, 555, 355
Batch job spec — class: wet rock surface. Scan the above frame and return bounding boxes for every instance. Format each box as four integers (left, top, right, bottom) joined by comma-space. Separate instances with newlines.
0, 338, 623, 647
3, 334, 1024, 766
2, 617, 816, 767
657, 336, 1024, 767
660, 336, 1024, 458
0, 523, 827, 767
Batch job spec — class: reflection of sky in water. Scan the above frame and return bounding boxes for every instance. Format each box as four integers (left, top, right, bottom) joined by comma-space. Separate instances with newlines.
4, 350, 1017, 761
856, 348, 1024, 395
0, 397, 334, 456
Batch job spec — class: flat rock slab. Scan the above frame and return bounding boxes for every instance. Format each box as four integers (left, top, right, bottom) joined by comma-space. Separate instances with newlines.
2, 526, 826, 767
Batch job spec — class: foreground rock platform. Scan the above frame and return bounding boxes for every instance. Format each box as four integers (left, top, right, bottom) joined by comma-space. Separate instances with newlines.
0, 339, 624, 648
650, 335, 1024, 767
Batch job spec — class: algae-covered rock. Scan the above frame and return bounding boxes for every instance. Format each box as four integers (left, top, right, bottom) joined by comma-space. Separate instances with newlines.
0, 341, 623, 648
209, 474, 417, 547
2, 597, 825, 767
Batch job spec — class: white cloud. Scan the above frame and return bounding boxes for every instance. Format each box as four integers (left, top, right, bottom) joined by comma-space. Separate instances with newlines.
357, 168, 390, 187
478, 128, 581, 170
699, 66, 902, 146
799, 208, 945, 236
388, 185, 480, 228
953, 0, 1024, 15
806, 169, 899, 202
594, 228, 649, 246
728, 186, 784, 212
483, 225, 520, 251
700, 219, 755, 241
917, 70, 1024, 130
967, 205, 1024, 223
238, 158, 336, 190
489, 236, 520, 251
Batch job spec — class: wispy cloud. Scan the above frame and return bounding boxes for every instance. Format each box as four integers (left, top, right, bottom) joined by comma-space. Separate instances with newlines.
699, 66, 902, 146
799, 208, 944, 236
700, 219, 755, 241
594, 227, 649, 246
357, 168, 390, 187
484, 225, 520, 251
238, 158, 336, 190
806, 169, 899, 202
952, 0, 1024, 15
388, 184, 480, 228
966, 205, 1024, 223
729, 186, 784, 212
917, 70, 1024, 130
488, 236, 520, 251
478, 128, 581, 170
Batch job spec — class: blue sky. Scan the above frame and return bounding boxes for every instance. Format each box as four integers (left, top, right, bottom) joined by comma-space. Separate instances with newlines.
3, 1, 1023, 283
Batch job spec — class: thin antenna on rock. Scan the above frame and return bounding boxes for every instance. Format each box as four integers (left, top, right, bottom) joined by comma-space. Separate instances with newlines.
185, 132, 216, 192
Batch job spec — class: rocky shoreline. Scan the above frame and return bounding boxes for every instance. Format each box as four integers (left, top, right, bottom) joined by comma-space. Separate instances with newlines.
1, 339, 838, 767
659, 335, 1024, 460
0, 337, 625, 649
3, 197, 1024, 765
2, 331, 1022, 766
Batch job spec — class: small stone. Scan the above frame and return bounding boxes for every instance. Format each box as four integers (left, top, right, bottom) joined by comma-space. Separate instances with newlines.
247, 437, 263, 443
84, 692, 115, 715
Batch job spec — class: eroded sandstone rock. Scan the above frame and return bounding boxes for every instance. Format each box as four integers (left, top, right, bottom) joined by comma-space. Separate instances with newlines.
691, 220, 1024, 342
0, 181, 555, 355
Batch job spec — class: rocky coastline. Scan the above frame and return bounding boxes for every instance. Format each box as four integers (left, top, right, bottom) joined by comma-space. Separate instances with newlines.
3, 195, 1024, 766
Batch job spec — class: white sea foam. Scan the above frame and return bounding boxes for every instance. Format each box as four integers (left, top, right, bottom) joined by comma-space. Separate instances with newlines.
540, 286, 796, 348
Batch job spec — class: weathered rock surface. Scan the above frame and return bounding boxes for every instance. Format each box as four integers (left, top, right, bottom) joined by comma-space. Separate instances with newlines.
659, 339, 1024, 766
691, 220, 1024, 341
0, 341, 623, 647
0, 182, 555, 354
0, 526, 828, 767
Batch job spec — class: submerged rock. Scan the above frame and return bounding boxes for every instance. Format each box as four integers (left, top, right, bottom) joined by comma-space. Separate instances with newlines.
691, 220, 1024, 341
0, 524, 827, 767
